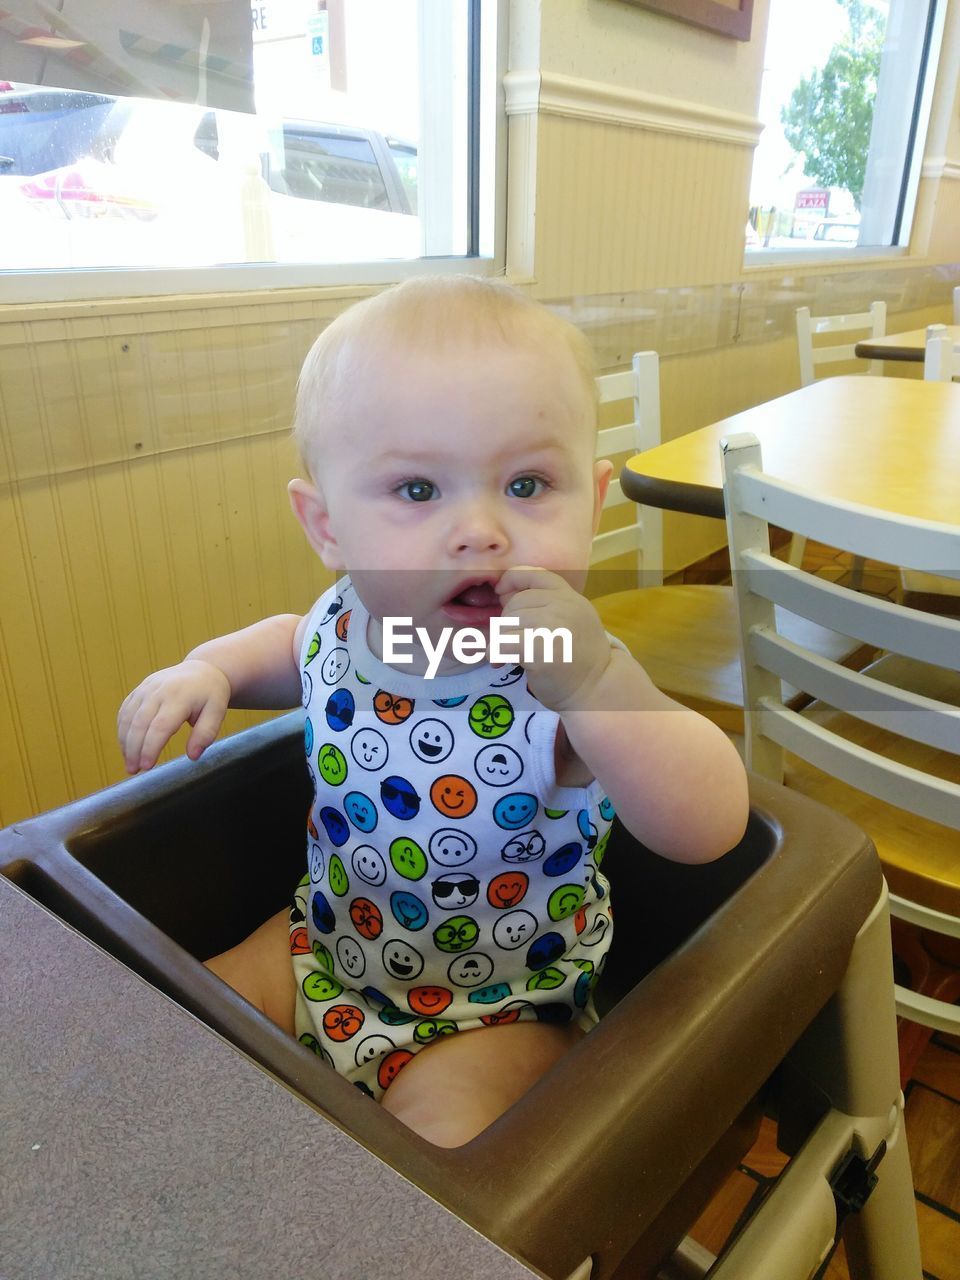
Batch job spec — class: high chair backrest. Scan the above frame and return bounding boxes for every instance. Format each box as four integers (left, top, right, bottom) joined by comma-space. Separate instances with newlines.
721, 431, 960, 825
593, 351, 663, 586
924, 324, 960, 381
795, 301, 887, 386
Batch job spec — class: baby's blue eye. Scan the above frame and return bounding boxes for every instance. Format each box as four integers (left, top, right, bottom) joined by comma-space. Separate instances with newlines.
400, 480, 436, 502
508, 476, 542, 498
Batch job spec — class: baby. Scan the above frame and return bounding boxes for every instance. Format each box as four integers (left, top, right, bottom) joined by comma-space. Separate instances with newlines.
118, 276, 748, 1148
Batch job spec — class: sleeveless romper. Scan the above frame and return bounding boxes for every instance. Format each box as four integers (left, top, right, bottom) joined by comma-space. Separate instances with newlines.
290, 578, 616, 1099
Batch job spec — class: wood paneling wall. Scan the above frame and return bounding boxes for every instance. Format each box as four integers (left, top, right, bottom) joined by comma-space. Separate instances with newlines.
0, 298, 347, 824
533, 116, 754, 297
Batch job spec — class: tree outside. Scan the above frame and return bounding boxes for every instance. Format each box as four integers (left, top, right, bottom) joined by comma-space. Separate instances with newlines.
780, 0, 885, 211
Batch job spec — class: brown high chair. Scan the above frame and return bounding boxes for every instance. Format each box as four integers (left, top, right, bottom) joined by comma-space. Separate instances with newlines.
0, 713, 921, 1279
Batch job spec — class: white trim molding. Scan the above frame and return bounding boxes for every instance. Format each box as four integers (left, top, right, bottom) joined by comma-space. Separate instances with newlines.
503, 70, 763, 149
921, 156, 960, 181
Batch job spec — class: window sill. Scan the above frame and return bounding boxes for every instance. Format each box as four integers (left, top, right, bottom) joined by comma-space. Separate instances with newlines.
742, 245, 911, 273
0, 255, 497, 311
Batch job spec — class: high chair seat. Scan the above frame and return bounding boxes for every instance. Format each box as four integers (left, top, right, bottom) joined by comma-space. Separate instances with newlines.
596, 584, 867, 734
0, 713, 920, 1279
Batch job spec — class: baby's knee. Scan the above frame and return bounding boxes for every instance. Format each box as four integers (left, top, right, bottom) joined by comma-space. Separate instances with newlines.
380, 1021, 584, 1147
205, 908, 296, 1036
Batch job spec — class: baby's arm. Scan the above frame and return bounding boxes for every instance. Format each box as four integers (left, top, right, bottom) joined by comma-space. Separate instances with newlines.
496, 568, 748, 864
557, 648, 749, 863
118, 614, 304, 774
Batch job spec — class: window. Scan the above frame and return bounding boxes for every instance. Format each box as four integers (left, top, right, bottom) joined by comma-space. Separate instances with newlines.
746, 0, 943, 256
0, 0, 498, 294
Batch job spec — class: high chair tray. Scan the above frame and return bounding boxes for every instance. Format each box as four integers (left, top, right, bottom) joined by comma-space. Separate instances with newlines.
1, 875, 543, 1280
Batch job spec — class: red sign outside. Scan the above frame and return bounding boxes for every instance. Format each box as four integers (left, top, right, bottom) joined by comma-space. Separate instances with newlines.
795, 189, 830, 212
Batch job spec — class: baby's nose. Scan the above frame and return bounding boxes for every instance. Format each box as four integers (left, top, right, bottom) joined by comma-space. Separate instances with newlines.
449, 500, 510, 554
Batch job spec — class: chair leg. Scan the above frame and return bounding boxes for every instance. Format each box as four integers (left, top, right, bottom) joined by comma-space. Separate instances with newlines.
787, 535, 806, 568
849, 556, 865, 590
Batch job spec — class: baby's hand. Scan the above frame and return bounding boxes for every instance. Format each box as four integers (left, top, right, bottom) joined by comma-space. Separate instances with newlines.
495, 567, 611, 711
118, 659, 231, 774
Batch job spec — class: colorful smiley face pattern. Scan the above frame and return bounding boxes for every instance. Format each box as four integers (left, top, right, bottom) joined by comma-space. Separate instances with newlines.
291, 580, 615, 1100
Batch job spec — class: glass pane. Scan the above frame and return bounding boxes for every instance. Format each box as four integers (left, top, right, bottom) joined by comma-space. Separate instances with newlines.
747, 0, 931, 253
269, 129, 390, 210
0, 0, 479, 271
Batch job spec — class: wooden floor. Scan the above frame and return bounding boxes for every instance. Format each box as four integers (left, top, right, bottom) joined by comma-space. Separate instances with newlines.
684, 1031, 960, 1278
672, 539, 960, 1279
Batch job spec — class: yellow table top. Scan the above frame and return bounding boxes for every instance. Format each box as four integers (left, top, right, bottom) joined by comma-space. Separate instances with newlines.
621, 376, 960, 523
855, 324, 960, 362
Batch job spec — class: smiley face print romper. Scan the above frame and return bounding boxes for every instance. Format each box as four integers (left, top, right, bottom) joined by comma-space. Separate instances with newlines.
290, 579, 616, 1099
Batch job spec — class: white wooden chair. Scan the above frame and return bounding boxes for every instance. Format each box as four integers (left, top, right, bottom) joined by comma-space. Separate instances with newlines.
923, 323, 960, 381
722, 431, 960, 1076
795, 302, 887, 387
589, 353, 865, 735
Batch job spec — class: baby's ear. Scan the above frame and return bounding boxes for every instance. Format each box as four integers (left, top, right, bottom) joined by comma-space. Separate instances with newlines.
288, 479, 345, 569
592, 459, 614, 533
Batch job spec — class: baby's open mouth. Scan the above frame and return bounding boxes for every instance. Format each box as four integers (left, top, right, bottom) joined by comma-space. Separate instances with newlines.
448, 580, 500, 608
442, 578, 503, 625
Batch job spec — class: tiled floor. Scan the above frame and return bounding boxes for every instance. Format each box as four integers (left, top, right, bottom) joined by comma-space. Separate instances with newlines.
673, 539, 960, 1279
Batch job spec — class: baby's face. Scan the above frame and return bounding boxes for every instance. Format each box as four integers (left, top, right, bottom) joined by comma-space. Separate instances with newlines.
307, 338, 608, 639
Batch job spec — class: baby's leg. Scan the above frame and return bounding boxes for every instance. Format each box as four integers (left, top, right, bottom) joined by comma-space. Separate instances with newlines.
204, 907, 297, 1036
381, 1020, 584, 1148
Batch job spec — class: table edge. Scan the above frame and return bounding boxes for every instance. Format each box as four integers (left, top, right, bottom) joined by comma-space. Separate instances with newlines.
853, 340, 924, 362
619, 468, 725, 519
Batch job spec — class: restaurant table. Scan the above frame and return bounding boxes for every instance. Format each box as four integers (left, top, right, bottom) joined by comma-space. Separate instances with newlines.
1, 875, 542, 1280
620, 375, 960, 521
854, 323, 960, 363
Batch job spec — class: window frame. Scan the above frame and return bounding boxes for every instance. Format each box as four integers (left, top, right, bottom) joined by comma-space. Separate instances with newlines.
0, 0, 505, 305
743, 0, 945, 269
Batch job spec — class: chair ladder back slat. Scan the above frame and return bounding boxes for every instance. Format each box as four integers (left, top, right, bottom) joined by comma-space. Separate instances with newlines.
896, 987, 960, 1032
596, 370, 635, 404
795, 301, 886, 385
732, 468, 960, 584
756, 700, 960, 830
741, 550, 960, 669
889, 893, 960, 939
591, 524, 644, 566
749, 628, 960, 754
810, 344, 860, 367
604, 476, 627, 508
811, 310, 883, 334
596, 423, 637, 457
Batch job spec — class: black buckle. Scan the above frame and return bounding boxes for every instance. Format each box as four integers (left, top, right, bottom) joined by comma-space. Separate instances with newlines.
829, 1141, 886, 1217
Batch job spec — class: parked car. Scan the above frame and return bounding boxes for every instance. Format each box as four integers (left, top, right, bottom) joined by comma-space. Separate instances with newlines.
0, 84, 419, 268
812, 220, 860, 245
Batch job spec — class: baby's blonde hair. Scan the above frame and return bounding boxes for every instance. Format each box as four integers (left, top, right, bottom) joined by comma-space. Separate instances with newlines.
294, 275, 598, 482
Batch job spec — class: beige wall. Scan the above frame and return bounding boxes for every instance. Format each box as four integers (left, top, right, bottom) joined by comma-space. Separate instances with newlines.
2, 0, 959, 824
